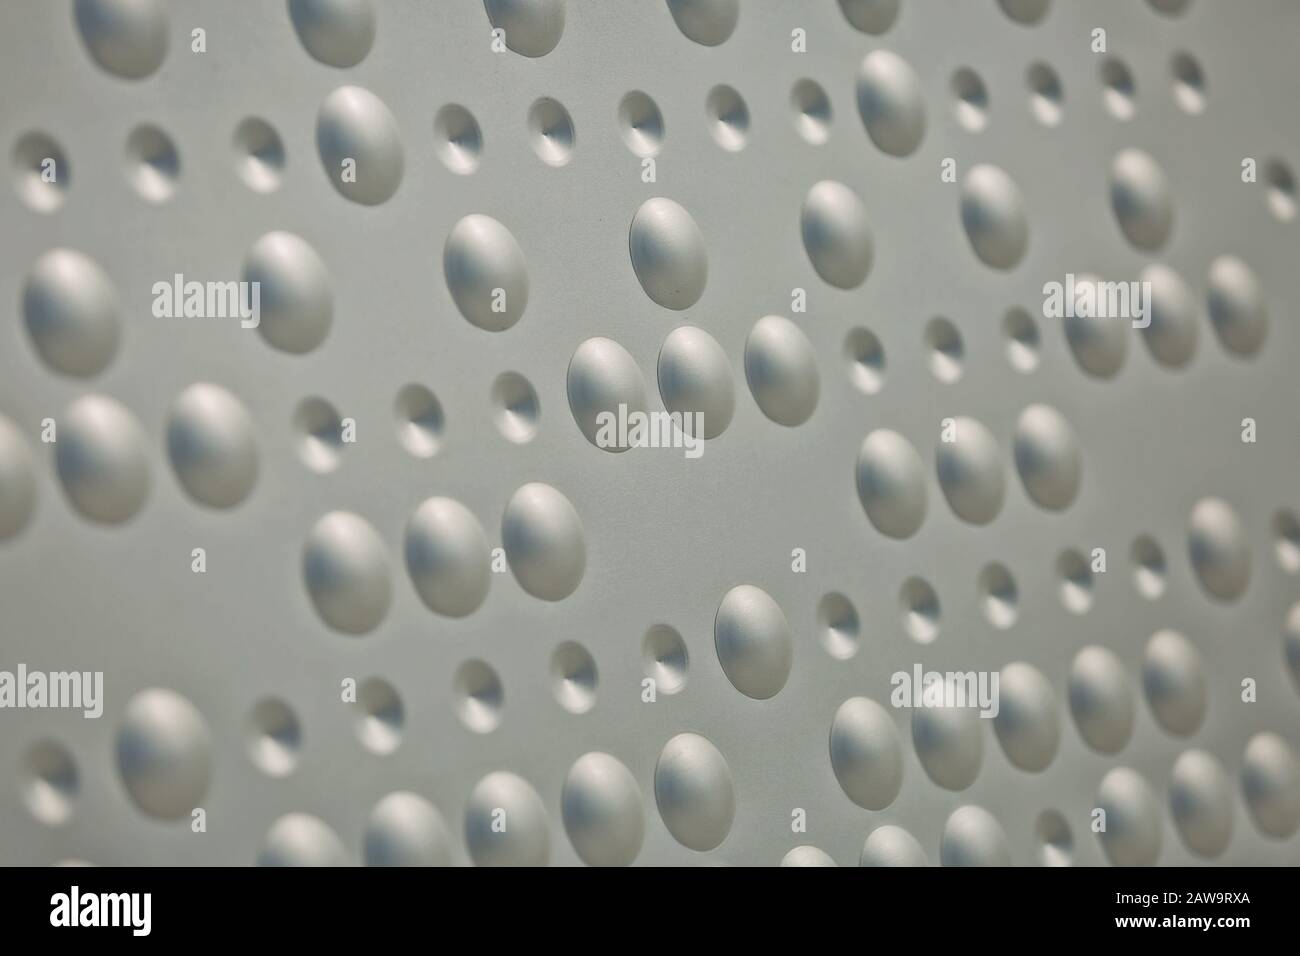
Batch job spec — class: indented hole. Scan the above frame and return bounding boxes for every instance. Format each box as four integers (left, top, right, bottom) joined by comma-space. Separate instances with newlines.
1003, 307, 1040, 372
618, 90, 663, 158
924, 317, 964, 383
1170, 51, 1206, 114
1026, 62, 1063, 127
246, 697, 301, 777
294, 397, 345, 473
843, 327, 885, 394
951, 67, 989, 132
490, 371, 539, 444
394, 383, 444, 458
977, 562, 1019, 629
355, 677, 403, 754
1100, 58, 1137, 120
1057, 548, 1094, 613
790, 78, 832, 144
816, 592, 860, 660
1264, 158, 1296, 222
550, 641, 598, 714
642, 624, 688, 694
453, 659, 503, 733
1273, 510, 1300, 573
706, 84, 749, 152
1034, 809, 1074, 866
433, 104, 482, 175
900, 576, 941, 644
1131, 534, 1167, 599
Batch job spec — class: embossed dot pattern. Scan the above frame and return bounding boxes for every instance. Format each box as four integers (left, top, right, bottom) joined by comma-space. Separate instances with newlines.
1, 1, 1298, 868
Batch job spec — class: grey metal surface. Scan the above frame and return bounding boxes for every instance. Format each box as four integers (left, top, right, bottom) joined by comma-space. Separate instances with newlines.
1, 0, 1299, 866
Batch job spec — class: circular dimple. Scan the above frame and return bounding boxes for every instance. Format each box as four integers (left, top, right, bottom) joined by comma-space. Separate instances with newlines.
567, 337, 647, 452
528, 97, 574, 166
124, 124, 178, 202
781, 846, 837, 867
855, 430, 926, 539
1056, 548, 1094, 613
855, 49, 926, 156
912, 703, 983, 791
790, 79, 832, 144
22, 740, 78, 826
1003, 307, 1040, 372
258, 813, 348, 867
1069, 645, 1134, 754
830, 698, 904, 811
115, 688, 211, 820
355, 677, 403, 753
1034, 810, 1073, 866
74, 0, 169, 79
801, 180, 873, 290
444, 214, 529, 331
302, 510, 392, 634
976, 562, 1018, 630
243, 230, 333, 354
293, 397, 345, 473
1063, 274, 1129, 378
657, 326, 734, 439
490, 372, 539, 443
1026, 62, 1063, 126
364, 792, 453, 867
642, 624, 688, 695
166, 383, 258, 509
666, 0, 738, 45
12, 132, 70, 211
55, 394, 150, 524
1148, 0, 1191, 13
1110, 148, 1173, 250
960, 163, 1028, 270
21, 248, 120, 377
1131, 534, 1167, 599
452, 659, 504, 733
618, 91, 664, 158
1142, 630, 1207, 736
744, 315, 819, 426
1187, 496, 1250, 601
1287, 603, 1300, 695
816, 592, 860, 660
232, 117, 285, 193
0, 416, 37, 541
994, 662, 1060, 772
1170, 51, 1206, 114
860, 825, 927, 866
1013, 403, 1082, 511
484, 0, 565, 57
936, 416, 1005, 525
288, 0, 374, 67
404, 496, 490, 618
843, 327, 885, 394
950, 67, 989, 132
1170, 749, 1233, 856
432, 104, 483, 175
562, 752, 644, 867
629, 197, 708, 310
1206, 255, 1268, 356
705, 84, 749, 152
1100, 57, 1137, 120
923, 317, 964, 383
1275, 510, 1300, 573
1241, 732, 1300, 838
899, 576, 940, 644
393, 384, 444, 458
316, 85, 404, 205
655, 733, 735, 851
550, 641, 598, 714
941, 806, 1010, 866
998, 0, 1050, 23
246, 698, 301, 778
714, 584, 793, 699
1096, 767, 1163, 866
838, 0, 899, 33
501, 482, 586, 601
1263, 159, 1296, 222
1140, 263, 1198, 368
